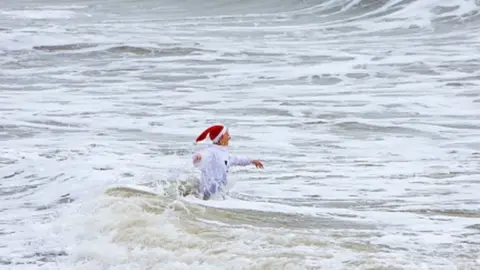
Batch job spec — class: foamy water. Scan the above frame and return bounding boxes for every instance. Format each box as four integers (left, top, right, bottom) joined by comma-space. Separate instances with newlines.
1, 0, 480, 269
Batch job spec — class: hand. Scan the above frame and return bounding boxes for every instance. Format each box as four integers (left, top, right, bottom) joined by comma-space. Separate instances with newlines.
193, 154, 202, 163
251, 160, 264, 169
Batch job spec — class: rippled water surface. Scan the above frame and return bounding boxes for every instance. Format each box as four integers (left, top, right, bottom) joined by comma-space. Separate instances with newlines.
1, 0, 480, 269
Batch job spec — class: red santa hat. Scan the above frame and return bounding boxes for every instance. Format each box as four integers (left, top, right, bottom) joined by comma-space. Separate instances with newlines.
195, 124, 228, 144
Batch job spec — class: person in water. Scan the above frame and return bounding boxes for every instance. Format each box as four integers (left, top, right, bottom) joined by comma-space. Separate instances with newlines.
191, 124, 264, 200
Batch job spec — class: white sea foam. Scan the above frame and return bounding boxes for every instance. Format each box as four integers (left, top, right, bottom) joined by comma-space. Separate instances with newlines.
1, 0, 480, 269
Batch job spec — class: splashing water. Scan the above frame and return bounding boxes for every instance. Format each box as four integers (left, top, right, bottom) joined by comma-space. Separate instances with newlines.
1, 0, 480, 269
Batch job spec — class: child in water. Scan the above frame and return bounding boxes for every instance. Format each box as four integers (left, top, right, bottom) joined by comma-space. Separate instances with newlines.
190, 124, 264, 200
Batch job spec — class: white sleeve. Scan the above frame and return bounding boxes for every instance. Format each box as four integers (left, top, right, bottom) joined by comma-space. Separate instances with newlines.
192, 151, 210, 169
229, 155, 251, 166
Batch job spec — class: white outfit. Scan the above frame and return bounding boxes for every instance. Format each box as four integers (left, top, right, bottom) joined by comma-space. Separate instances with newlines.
192, 144, 251, 199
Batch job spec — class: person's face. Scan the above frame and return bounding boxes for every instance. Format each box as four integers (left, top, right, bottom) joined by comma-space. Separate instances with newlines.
218, 130, 231, 146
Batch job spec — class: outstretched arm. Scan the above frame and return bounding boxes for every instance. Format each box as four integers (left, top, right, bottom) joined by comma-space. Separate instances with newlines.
230, 155, 264, 168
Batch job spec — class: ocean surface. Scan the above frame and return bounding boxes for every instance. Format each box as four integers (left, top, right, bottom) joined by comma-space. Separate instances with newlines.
1, 0, 480, 269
